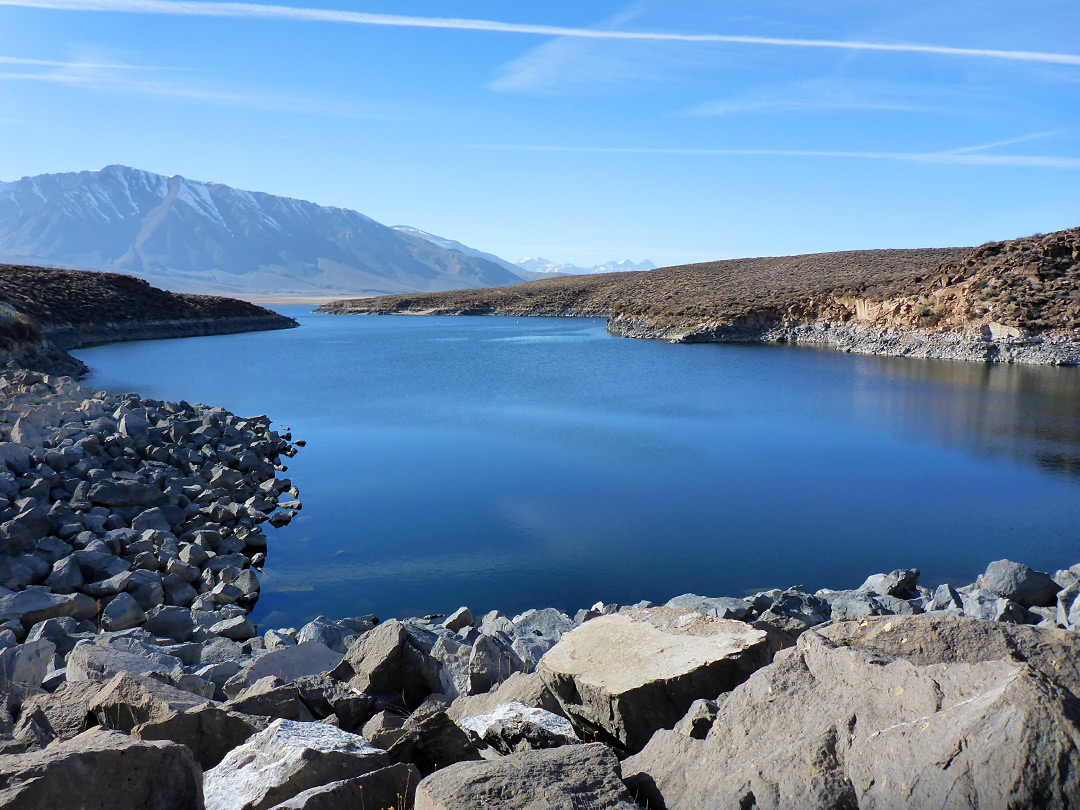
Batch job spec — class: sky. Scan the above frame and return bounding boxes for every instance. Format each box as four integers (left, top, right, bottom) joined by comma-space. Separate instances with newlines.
0, 0, 1078, 267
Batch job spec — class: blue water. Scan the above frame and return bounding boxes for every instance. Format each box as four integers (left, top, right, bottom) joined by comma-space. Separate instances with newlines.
74, 308, 1080, 628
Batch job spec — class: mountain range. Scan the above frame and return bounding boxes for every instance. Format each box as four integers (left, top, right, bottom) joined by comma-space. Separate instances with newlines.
0, 166, 653, 298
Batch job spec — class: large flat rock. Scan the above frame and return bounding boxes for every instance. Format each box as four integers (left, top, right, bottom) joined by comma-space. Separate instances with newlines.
414, 742, 638, 810
0, 726, 203, 810
537, 606, 778, 752
625, 615, 1080, 809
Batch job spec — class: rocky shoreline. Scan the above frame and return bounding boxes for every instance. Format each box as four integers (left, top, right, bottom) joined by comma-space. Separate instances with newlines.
2, 369, 1080, 806
609, 315, 1080, 365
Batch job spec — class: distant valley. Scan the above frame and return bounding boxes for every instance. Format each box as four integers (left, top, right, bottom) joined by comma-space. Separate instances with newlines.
0, 166, 652, 299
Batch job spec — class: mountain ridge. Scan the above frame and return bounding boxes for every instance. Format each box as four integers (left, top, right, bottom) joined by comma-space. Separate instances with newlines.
0, 165, 523, 298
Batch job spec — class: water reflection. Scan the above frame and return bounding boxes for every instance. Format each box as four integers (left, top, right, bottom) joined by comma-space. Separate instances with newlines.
851, 355, 1080, 477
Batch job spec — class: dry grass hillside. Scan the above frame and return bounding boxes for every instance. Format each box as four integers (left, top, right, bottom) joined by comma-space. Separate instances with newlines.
0, 264, 291, 330
320, 227, 1080, 335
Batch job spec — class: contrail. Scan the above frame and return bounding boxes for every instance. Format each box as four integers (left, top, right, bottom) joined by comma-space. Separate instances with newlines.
3, 0, 1080, 67
453, 144, 1080, 170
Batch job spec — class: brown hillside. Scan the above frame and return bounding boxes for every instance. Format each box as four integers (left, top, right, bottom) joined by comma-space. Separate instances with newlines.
319, 227, 1080, 335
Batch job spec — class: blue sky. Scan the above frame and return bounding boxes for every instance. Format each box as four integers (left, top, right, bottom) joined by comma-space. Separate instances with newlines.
0, 0, 1078, 267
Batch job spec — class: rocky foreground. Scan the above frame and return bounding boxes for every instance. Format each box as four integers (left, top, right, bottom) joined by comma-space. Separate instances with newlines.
320, 227, 1080, 366
2, 370, 1080, 808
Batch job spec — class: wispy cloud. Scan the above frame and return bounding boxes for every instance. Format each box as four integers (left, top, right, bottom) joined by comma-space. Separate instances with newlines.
449, 142, 1080, 170
684, 79, 934, 117
3, 0, 1080, 67
0, 55, 404, 119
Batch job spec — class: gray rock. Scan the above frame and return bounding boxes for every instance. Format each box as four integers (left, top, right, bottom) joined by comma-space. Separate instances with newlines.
665, 594, 754, 620
85, 671, 209, 733
442, 606, 474, 632
447, 671, 566, 724
296, 616, 350, 653
224, 641, 343, 698
144, 605, 195, 641
928, 582, 963, 611
0, 726, 202, 809
0, 640, 56, 692
101, 592, 147, 632
624, 615, 1080, 810
133, 701, 263, 770
339, 620, 438, 707
414, 743, 638, 810
385, 700, 481, 776
67, 636, 184, 683
361, 710, 408, 749
977, 559, 1060, 607
12, 681, 103, 748
226, 676, 311, 721
671, 697, 718, 740
204, 718, 390, 810
858, 568, 921, 598
264, 763, 420, 810
44, 554, 83, 592
828, 591, 883, 622
0, 590, 96, 630
538, 606, 780, 753
24, 617, 81, 656
211, 615, 257, 641
459, 700, 578, 754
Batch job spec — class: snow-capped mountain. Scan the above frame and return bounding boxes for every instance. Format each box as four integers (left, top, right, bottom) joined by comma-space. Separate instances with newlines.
515, 257, 657, 276
0, 165, 523, 297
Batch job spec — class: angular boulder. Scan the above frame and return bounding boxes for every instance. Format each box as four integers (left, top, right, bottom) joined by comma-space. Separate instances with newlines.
265, 763, 420, 810
538, 606, 779, 752
133, 703, 264, 770
223, 642, 342, 698
624, 615, 1080, 809
338, 620, 438, 706
460, 700, 579, 754
204, 717, 390, 810
976, 559, 1060, 607
414, 743, 638, 810
447, 671, 565, 724
386, 700, 481, 776
0, 727, 202, 809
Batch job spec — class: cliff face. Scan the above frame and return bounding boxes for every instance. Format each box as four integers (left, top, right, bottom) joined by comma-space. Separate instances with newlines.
0, 264, 297, 373
318, 227, 1080, 365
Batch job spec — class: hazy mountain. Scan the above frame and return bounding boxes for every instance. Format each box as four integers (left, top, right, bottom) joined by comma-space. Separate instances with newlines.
515, 257, 656, 276
0, 165, 524, 298
391, 226, 523, 276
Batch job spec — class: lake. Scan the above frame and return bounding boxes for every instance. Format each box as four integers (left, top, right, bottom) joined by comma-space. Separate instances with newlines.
74, 307, 1080, 629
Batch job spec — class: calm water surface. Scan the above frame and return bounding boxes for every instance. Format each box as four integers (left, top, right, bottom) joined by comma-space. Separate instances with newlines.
75, 308, 1080, 628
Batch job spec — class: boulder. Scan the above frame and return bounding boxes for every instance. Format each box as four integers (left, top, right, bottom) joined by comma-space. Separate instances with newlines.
664, 594, 754, 620
67, 635, 183, 683
134, 702, 263, 770
386, 700, 481, 776
0, 727, 202, 809
144, 605, 195, 641
85, 672, 208, 733
210, 616, 256, 641
414, 743, 638, 810
265, 763, 420, 810
12, 681, 102, 748
624, 615, 1080, 809
296, 616, 350, 654
977, 559, 1060, 607
223, 641, 343, 698
857, 568, 921, 598
226, 676, 311, 721
361, 710, 408, 749
204, 718, 390, 810
0, 640, 55, 692
0, 590, 96, 630
538, 606, 779, 753
101, 592, 147, 631
447, 671, 565, 723
460, 701, 578, 754
442, 606, 474, 632
339, 620, 438, 707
